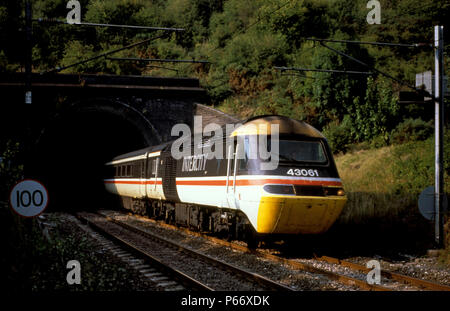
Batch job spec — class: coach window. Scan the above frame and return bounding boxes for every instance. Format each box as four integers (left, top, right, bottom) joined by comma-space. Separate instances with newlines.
239, 136, 255, 171
151, 159, 156, 176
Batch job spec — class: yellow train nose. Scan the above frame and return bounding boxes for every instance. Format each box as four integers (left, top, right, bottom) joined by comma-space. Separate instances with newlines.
256, 195, 347, 234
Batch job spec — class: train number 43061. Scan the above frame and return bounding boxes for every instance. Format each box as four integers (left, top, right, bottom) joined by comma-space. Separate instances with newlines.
287, 168, 319, 177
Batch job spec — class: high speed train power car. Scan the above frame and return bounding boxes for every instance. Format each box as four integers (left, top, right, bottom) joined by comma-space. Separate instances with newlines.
103, 115, 347, 246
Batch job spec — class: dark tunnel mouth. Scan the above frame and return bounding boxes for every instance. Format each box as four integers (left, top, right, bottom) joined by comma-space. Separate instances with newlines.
30, 104, 157, 212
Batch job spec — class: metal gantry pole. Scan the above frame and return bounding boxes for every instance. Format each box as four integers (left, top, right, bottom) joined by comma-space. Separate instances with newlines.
25, 1, 32, 104
434, 25, 444, 248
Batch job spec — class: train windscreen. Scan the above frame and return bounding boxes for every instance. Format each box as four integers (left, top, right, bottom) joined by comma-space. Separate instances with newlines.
278, 140, 327, 163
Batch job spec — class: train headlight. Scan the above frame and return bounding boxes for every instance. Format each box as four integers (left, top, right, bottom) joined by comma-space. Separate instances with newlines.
324, 187, 346, 196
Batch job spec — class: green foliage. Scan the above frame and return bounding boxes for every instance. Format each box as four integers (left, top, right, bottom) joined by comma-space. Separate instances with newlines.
164, 0, 223, 48
209, 0, 262, 48
302, 35, 370, 128
336, 129, 449, 225
1, 0, 448, 150
322, 116, 354, 153
0, 140, 23, 199
392, 129, 449, 199
28, 216, 139, 291
263, 0, 330, 49
391, 118, 434, 144
219, 31, 288, 74
354, 76, 400, 142
388, 130, 450, 200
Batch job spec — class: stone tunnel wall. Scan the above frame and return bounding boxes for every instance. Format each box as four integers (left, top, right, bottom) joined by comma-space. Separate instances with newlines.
193, 103, 241, 134
105, 98, 241, 145
127, 97, 196, 144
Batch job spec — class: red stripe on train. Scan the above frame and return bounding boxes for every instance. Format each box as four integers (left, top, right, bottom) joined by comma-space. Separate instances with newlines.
105, 179, 342, 187
104, 180, 163, 185
176, 179, 342, 187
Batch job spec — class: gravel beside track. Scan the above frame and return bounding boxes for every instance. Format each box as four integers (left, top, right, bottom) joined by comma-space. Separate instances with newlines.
290, 258, 421, 290
98, 209, 450, 291
39, 213, 161, 291
98, 210, 366, 290
346, 255, 450, 288
79, 211, 291, 291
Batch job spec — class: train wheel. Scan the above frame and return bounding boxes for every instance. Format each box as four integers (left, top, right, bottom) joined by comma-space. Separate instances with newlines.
244, 225, 259, 249
247, 237, 258, 249
164, 209, 170, 224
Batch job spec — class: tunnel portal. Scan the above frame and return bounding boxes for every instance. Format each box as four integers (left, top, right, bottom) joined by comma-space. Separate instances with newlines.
32, 99, 160, 212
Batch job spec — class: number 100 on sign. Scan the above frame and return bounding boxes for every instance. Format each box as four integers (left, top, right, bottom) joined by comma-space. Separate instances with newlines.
10, 180, 49, 217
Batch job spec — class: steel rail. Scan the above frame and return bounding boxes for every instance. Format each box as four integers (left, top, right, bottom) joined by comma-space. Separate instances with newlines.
108, 211, 391, 291
315, 256, 450, 291
76, 212, 213, 291
101, 213, 294, 291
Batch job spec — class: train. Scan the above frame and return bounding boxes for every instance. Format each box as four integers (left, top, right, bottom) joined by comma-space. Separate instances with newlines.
103, 115, 347, 246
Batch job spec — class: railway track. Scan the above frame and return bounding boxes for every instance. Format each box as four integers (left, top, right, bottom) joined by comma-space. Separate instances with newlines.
98, 210, 450, 291
314, 256, 450, 291
77, 212, 293, 291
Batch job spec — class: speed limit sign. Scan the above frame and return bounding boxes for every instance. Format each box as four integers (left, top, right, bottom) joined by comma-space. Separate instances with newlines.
10, 179, 49, 217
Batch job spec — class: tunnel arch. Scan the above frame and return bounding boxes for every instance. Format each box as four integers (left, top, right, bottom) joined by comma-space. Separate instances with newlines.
31, 97, 162, 212
65, 97, 163, 146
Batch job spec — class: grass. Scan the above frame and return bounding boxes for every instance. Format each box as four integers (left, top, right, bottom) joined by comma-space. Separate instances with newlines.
333, 131, 449, 263
336, 144, 410, 224
335, 132, 449, 224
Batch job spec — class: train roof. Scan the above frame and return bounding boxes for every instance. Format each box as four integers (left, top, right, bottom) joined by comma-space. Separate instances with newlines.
105, 141, 171, 165
231, 115, 325, 138
105, 115, 325, 165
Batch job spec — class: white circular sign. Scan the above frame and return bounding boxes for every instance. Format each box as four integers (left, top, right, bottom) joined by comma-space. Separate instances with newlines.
418, 186, 448, 221
9, 179, 49, 217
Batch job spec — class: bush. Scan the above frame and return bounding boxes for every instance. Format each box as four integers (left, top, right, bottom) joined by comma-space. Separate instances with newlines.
0, 140, 24, 199
390, 118, 433, 144
354, 76, 399, 142
322, 116, 354, 154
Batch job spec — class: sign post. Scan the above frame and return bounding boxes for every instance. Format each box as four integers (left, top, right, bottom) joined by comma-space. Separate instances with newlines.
434, 25, 444, 248
25, 1, 32, 105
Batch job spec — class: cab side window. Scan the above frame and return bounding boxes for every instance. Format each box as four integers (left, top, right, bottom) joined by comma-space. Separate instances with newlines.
239, 136, 251, 171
